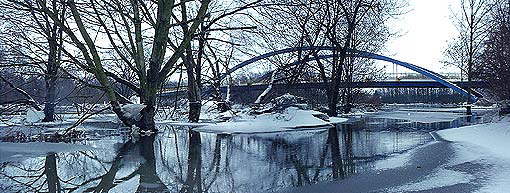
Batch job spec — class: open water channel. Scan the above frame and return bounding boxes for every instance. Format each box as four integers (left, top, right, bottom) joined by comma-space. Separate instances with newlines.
0, 110, 491, 192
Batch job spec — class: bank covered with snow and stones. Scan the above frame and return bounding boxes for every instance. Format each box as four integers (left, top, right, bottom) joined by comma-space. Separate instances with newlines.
192, 94, 349, 134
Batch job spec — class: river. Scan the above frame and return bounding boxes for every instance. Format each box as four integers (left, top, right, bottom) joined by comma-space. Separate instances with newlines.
0, 109, 492, 192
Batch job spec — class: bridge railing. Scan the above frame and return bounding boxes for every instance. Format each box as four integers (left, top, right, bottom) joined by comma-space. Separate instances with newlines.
385, 73, 462, 80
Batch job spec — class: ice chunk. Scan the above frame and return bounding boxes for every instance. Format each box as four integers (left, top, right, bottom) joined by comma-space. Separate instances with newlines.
25, 108, 44, 123
121, 104, 146, 121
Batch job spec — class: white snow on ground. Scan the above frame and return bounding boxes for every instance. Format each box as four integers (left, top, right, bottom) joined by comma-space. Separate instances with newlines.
329, 117, 350, 124
389, 119, 510, 192
372, 111, 467, 123
477, 160, 510, 193
0, 142, 97, 163
194, 107, 348, 134
436, 122, 510, 159
382, 117, 510, 192
447, 142, 510, 193
387, 168, 474, 192
435, 120, 510, 192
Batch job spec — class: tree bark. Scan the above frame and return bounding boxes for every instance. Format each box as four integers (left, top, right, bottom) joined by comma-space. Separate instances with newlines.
42, 78, 57, 122
43, 19, 60, 122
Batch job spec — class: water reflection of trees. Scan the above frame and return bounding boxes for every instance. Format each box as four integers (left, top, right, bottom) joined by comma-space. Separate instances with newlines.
0, 135, 170, 192
0, 153, 60, 192
0, 123, 424, 192
290, 125, 355, 187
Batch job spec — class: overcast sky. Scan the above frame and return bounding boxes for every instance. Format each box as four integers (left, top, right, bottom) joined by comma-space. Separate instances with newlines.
381, 0, 459, 74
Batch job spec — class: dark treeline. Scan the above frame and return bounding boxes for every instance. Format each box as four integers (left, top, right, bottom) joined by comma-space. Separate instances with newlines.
0, 77, 107, 106
376, 88, 466, 104
0, 71, 109, 114
476, 1, 510, 99
202, 85, 464, 108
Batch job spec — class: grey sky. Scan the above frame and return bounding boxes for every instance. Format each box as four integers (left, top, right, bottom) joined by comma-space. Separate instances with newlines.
382, 0, 458, 73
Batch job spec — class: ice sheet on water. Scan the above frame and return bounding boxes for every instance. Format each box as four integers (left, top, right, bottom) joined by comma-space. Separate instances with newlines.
372, 111, 467, 123
386, 168, 474, 192
0, 142, 97, 163
374, 152, 412, 170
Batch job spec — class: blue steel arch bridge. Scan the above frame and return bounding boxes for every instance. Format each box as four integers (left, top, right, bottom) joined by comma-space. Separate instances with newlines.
162, 46, 486, 103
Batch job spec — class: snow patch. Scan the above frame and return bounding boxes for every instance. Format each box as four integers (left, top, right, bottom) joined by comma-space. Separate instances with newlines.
194, 107, 346, 134
129, 95, 140, 104
329, 117, 349, 124
25, 108, 44, 123
436, 122, 510, 159
121, 104, 146, 121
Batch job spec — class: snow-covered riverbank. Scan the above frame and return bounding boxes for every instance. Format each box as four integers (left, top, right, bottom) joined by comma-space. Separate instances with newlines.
384, 118, 510, 192
434, 118, 510, 192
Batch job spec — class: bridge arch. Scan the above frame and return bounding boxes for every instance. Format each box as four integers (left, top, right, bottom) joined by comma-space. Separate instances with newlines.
221, 46, 477, 102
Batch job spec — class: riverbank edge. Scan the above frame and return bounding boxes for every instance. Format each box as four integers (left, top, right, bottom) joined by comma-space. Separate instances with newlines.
278, 131, 488, 193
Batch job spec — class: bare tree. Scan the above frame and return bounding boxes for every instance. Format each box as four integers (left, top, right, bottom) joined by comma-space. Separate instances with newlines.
445, 0, 494, 113
0, 0, 67, 122
478, 0, 510, 100
254, 0, 404, 116
5, 0, 211, 131
177, 0, 261, 120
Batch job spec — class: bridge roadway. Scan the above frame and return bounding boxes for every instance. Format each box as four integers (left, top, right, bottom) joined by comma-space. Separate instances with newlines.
160, 81, 488, 97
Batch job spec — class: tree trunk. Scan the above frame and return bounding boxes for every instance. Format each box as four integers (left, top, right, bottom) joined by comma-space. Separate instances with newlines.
328, 81, 340, 117
328, 48, 343, 117
179, 2, 203, 123
328, 24, 355, 117
139, 104, 156, 131
42, 37, 59, 122
42, 79, 57, 122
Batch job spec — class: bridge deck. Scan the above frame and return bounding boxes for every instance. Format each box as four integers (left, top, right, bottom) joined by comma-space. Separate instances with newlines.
160, 81, 488, 97
225, 81, 487, 90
